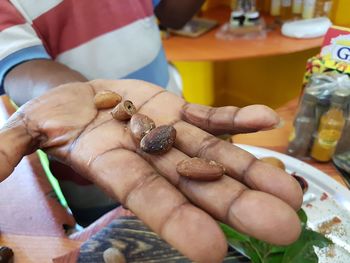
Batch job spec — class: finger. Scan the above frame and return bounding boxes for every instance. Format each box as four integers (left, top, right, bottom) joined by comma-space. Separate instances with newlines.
70, 147, 227, 263
90, 79, 185, 125
89, 79, 165, 109
140, 148, 301, 245
173, 121, 303, 211
0, 112, 39, 181
181, 103, 280, 135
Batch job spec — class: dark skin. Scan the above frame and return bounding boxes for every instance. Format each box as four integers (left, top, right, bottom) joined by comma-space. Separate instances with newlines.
4, 60, 86, 106
3, 0, 207, 227
1, 79, 302, 263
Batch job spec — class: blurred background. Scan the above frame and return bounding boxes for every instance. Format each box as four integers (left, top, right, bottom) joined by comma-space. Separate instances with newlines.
162, 0, 350, 109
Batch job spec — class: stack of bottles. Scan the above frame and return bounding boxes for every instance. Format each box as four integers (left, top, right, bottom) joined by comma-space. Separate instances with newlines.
230, 0, 262, 28
231, 0, 333, 21
287, 73, 350, 169
217, 0, 266, 40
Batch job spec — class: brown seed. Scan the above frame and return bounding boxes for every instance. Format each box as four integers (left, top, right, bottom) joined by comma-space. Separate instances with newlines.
103, 247, 126, 263
140, 125, 176, 154
291, 173, 309, 194
130, 113, 156, 140
0, 246, 14, 263
260, 157, 286, 170
176, 157, 225, 181
111, 100, 136, 121
94, 90, 122, 109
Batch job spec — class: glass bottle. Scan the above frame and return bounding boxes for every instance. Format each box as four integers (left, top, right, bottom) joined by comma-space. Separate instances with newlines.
287, 91, 318, 158
245, 11, 261, 26
332, 101, 350, 174
235, 0, 245, 11
270, 0, 281, 17
237, 0, 255, 11
315, 0, 333, 17
292, 0, 303, 18
302, 0, 317, 19
281, 0, 293, 21
311, 90, 350, 162
251, 0, 258, 10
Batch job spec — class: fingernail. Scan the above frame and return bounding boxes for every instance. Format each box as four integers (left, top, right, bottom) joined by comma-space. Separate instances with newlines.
261, 117, 284, 131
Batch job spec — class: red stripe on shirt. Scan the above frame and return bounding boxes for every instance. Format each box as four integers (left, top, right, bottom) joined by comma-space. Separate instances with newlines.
0, 1, 26, 31
32, 0, 154, 58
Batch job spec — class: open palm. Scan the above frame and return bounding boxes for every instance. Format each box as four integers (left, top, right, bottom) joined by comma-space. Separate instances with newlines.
0, 79, 303, 263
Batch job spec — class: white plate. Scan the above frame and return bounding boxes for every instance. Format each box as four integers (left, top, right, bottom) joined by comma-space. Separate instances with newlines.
236, 144, 350, 262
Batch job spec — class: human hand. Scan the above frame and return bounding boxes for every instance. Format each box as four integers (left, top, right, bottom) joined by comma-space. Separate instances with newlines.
0, 80, 303, 263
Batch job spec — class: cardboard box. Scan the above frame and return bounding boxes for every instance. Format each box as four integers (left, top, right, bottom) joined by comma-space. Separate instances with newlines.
303, 26, 350, 87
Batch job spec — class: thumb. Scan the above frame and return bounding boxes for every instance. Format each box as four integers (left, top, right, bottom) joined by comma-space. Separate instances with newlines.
0, 112, 39, 182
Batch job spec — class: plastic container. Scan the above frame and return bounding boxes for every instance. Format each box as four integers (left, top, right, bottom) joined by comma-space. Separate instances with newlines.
311, 89, 350, 162
287, 90, 318, 158
333, 102, 350, 173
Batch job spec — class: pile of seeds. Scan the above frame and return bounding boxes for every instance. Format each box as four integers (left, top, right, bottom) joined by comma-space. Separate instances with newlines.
94, 90, 225, 181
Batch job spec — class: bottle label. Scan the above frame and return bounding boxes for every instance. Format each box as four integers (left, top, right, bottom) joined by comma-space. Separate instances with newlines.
318, 129, 342, 146
292, 0, 302, 13
302, 0, 316, 19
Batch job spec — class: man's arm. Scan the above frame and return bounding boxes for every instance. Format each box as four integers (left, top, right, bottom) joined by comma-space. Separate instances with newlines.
4, 60, 87, 106
155, 0, 205, 29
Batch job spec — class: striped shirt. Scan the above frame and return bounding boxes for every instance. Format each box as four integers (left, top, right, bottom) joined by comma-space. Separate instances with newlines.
0, 0, 178, 225
0, 0, 173, 94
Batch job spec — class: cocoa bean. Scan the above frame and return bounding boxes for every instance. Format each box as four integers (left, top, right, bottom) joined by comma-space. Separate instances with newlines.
130, 113, 156, 140
176, 157, 225, 181
94, 90, 122, 109
103, 247, 126, 263
140, 125, 176, 154
0, 246, 14, 263
111, 100, 136, 121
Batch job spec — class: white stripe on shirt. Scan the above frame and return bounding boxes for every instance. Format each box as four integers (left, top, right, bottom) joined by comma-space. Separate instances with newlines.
56, 16, 162, 80
10, 0, 63, 22
0, 23, 42, 60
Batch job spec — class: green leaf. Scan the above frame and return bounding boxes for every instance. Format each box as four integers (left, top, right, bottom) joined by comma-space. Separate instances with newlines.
298, 209, 308, 225
219, 223, 249, 242
219, 223, 261, 261
265, 253, 284, 263
228, 238, 261, 263
219, 212, 332, 263
249, 237, 287, 262
269, 245, 287, 254
282, 226, 332, 263
250, 237, 274, 258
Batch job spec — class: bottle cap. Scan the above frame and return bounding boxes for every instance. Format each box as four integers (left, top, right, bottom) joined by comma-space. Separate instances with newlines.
331, 89, 350, 105
245, 11, 260, 19
303, 90, 318, 103
231, 10, 244, 18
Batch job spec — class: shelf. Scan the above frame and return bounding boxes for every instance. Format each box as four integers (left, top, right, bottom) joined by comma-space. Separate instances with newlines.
162, 6, 323, 61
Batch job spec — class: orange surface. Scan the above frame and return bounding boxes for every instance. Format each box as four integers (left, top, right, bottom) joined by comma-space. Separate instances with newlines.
163, 6, 323, 61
